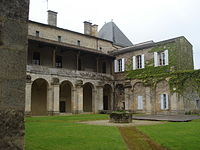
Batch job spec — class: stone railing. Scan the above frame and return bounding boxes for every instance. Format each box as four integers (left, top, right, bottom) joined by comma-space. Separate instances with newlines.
27, 65, 114, 80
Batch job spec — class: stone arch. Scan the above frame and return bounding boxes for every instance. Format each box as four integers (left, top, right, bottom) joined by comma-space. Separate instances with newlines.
103, 84, 113, 110
31, 78, 48, 116
133, 82, 146, 112
59, 80, 73, 113
83, 82, 94, 112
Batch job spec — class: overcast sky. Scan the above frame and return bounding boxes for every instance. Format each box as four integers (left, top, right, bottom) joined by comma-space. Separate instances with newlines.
29, 0, 200, 69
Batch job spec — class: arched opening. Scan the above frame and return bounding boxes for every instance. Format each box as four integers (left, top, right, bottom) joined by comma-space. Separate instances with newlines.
103, 84, 112, 110
83, 83, 93, 112
31, 78, 48, 116
59, 81, 72, 113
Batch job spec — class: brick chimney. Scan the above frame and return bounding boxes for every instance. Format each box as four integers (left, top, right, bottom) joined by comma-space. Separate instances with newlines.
47, 10, 57, 26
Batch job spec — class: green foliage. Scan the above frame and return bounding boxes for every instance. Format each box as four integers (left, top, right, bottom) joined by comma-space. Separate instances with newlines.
137, 119, 200, 150
25, 114, 127, 150
126, 68, 200, 94
125, 40, 200, 95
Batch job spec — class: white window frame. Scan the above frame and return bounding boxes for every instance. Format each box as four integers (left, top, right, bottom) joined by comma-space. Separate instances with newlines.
160, 93, 169, 110
137, 96, 143, 110
133, 54, 145, 70
114, 58, 125, 72
154, 50, 168, 67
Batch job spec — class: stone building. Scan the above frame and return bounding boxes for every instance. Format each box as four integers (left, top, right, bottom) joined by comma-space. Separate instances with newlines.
25, 11, 200, 116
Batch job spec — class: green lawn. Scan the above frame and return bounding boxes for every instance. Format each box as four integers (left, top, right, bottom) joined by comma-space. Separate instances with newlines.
137, 119, 200, 150
25, 114, 127, 150
25, 114, 200, 150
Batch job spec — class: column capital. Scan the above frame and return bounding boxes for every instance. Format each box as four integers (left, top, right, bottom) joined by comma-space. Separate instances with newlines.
51, 77, 60, 85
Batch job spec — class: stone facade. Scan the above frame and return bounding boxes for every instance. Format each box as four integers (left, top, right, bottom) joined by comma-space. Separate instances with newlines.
112, 37, 199, 114
0, 0, 29, 149
28, 21, 120, 54
24, 11, 199, 116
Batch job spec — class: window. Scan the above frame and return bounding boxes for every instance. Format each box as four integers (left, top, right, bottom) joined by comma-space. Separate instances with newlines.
160, 94, 169, 110
102, 62, 106, 73
32, 52, 40, 65
158, 51, 165, 66
36, 31, 40, 37
114, 58, 125, 72
58, 36, 61, 42
56, 56, 62, 68
133, 54, 145, 70
137, 96, 143, 110
196, 100, 200, 109
136, 55, 142, 68
122, 102, 125, 110
78, 58, 81, 70
99, 47, 102, 51
118, 59, 122, 72
77, 40, 80, 46
154, 50, 168, 67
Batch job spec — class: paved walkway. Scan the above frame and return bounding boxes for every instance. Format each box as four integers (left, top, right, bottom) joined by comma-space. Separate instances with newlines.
132, 115, 200, 122
79, 120, 165, 127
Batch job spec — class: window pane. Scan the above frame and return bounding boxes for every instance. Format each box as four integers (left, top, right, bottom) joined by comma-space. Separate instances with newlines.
32, 52, 40, 65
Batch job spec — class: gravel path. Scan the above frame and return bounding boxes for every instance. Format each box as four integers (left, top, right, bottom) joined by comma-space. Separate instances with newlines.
78, 119, 165, 127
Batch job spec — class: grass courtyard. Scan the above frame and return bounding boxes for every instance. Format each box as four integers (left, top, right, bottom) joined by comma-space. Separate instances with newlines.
25, 114, 200, 150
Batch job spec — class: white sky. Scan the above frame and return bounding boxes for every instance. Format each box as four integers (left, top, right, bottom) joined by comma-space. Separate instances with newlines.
29, 0, 200, 69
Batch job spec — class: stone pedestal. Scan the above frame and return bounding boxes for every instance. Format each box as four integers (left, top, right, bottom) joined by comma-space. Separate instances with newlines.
0, 0, 29, 149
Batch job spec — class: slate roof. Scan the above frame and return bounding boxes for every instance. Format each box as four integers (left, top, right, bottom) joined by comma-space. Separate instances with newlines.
110, 36, 187, 56
98, 21, 133, 47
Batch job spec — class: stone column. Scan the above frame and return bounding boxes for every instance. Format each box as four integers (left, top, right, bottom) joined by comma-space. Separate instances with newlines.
96, 86, 103, 111
75, 80, 83, 113
25, 82, 32, 116
50, 78, 60, 115
71, 89, 76, 114
0, 0, 29, 149
52, 49, 56, 67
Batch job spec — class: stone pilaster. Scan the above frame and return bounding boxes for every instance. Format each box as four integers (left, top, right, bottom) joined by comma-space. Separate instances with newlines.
75, 80, 83, 113
145, 86, 152, 114
25, 82, 32, 116
0, 0, 29, 149
124, 81, 132, 110
96, 86, 103, 111
51, 78, 60, 115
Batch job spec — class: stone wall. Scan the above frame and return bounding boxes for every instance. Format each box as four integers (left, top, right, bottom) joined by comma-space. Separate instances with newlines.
28, 21, 119, 53
0, 0, 29, 149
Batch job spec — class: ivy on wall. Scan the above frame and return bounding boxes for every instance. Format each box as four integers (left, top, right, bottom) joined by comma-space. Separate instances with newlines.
125, 41, 200, 95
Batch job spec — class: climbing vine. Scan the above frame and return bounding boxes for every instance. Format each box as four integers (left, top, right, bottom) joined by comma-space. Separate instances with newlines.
125, 41, 200, 95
